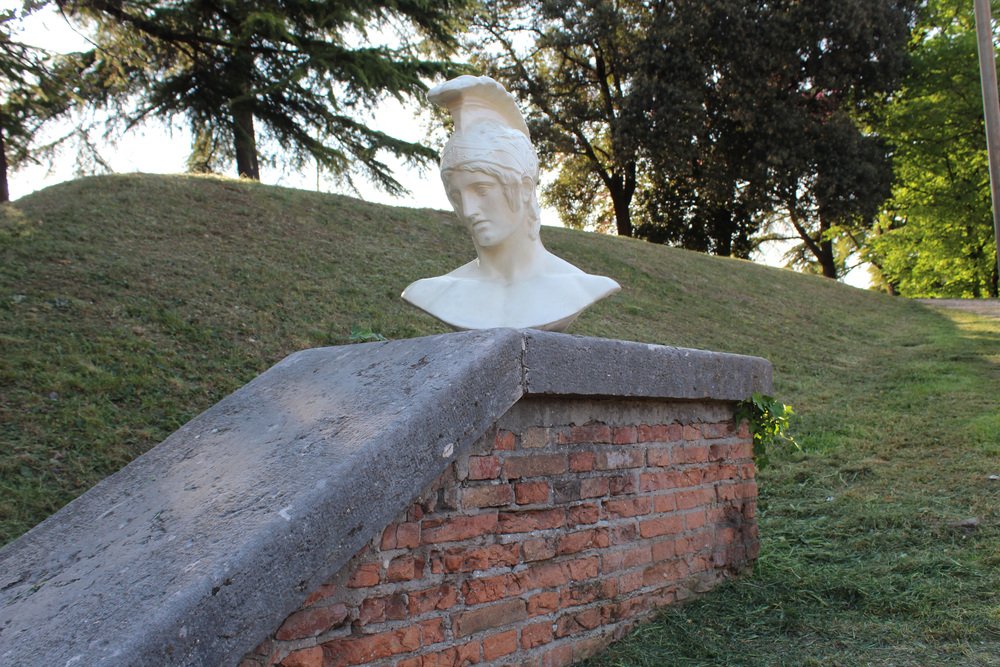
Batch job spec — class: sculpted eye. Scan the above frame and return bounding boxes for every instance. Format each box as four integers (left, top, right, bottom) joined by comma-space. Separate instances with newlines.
475, 183, 492, 195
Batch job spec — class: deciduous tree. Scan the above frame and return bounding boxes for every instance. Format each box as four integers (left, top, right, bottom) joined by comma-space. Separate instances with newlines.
870, 0, 999, 296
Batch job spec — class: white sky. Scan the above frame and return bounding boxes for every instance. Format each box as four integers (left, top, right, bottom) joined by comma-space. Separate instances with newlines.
6, 4, 871, 288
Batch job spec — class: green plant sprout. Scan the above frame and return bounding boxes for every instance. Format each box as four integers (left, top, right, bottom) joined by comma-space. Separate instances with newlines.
735, 392, 800, 468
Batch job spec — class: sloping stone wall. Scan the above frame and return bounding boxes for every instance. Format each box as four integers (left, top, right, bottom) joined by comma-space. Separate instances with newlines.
244, 398, 758, 667
0, 330, 770, 666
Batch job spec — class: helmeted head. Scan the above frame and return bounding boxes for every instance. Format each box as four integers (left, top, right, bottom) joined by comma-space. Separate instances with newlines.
428, 76, 542, 243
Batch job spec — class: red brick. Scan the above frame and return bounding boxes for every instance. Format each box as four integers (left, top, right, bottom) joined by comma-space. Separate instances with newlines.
420, 618, 446, 645
439, 543, 520, 573
649, 423, 683, 442
347, 562, 380, 588
302, 583, 338, 607
396, 658, 422, 667
580, 477, 609, 498
483, 630, 518, 660
643, 559, 688, 587
324, 625, 421, 664
612, 425, 638, 444
461, 484, 514, 509
521, 621, 554, 648
463, 573, 521, 604
674, 445, 710, 464
653, 494, 677, 513
381, 521, 420, 550
559, 424, 613, 444
685, 510, 708, 531
610, 522, 638, 545
381, 522, 399, 550
565, 556, 600, 581
556, 528, 610, 555
499, 508, 564, 533
468, 455, 501, 480
503, 454, 567, 479
560, 579, 615, 608
515, 481, 550, 505
420, 641, 482, 666
639, 515, 684, 538
275, 604, 348, 640
396, 522, 420, 548
495, 430, 516, 451
555, 607, 603, 638
519, 561, 569, 590
602, 544, 652, 572
421, 513, 498, 544
453, 598, 528, 637
566, 503, 600, 526
387, 555, 425, 582
603, 497, 651, 519
594, 449, 645, 470
522, 537, 556, 562
357, 593, 407, 625
279, 647, 324, 667
569, 451, 597, 472
409, 583, 459, 616
646, 447, 672, 467
618, 569, 644, 594
609, 474, 637, 496
683, 424, 702, 440
527, 591, 560, 616
651, 537, 678, 562
675, 487, 712, 510
639, 470, 685, 492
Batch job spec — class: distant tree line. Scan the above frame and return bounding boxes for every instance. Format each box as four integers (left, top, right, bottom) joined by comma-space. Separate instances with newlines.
1, 0, 996, 296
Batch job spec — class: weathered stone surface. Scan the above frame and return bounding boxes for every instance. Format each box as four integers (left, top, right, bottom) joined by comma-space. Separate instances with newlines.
0, 329, 770, 667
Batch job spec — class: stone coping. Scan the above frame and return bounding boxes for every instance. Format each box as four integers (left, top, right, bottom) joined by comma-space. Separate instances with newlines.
0, 330, 771, 666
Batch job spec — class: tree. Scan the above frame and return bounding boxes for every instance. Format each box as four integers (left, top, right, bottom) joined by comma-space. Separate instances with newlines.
63, 0, 471, 189
870, 0, 999, 297
470, 0, 915, 272
632, 0, 913, 270
469, 0, 645, 237
0, 3, 84, 202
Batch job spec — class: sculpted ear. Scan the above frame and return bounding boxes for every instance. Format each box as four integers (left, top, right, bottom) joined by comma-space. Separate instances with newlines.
520, 176, 533, 204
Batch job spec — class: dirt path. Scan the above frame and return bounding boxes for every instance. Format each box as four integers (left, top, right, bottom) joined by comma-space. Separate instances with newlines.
916, 298, 1000, 319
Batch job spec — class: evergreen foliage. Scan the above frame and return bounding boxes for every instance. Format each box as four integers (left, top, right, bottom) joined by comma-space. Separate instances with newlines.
0, 3, 87, 202
62, 0, 472, 188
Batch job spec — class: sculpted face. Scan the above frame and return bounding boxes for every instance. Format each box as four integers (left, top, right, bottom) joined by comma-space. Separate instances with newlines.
444, 169, 525, 248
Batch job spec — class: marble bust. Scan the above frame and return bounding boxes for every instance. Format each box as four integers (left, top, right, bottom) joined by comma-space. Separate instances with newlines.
401, 75, 620, 332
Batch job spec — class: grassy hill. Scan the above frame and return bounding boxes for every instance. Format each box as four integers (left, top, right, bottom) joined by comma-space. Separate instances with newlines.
2, 174, 998, 665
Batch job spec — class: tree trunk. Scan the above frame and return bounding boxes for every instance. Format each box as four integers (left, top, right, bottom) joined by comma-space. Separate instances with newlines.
818, 237, 838, 279
612, 196, 633, 237
608, 164, 635, 237
0, 125, 9, 203
232, 104, 260, 180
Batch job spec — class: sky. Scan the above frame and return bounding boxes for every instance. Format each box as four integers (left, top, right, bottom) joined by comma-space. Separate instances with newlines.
6, 4, 872, 288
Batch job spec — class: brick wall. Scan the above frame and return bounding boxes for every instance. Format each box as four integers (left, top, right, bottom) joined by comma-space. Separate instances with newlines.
240, 397, 758, 667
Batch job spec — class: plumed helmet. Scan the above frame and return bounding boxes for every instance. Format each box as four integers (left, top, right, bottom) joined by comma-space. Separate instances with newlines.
428, 75, 539, 182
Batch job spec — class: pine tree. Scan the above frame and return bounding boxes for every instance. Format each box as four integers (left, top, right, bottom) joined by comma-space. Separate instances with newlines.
64, 0, 471, 189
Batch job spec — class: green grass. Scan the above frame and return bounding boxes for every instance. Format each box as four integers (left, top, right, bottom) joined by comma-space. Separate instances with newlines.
3, 173, 999, 665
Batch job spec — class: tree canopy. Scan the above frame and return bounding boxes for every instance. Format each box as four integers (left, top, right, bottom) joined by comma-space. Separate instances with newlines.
870, 0, 999, 297
0, 3, 87, 202
60, 0, 471, 189
469, 0, 915, 274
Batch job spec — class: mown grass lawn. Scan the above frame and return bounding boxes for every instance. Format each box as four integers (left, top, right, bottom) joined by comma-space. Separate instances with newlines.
2, 174, 998, 665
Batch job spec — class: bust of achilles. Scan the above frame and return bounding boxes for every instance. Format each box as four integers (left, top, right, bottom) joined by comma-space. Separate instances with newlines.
401, 75, 620, 332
